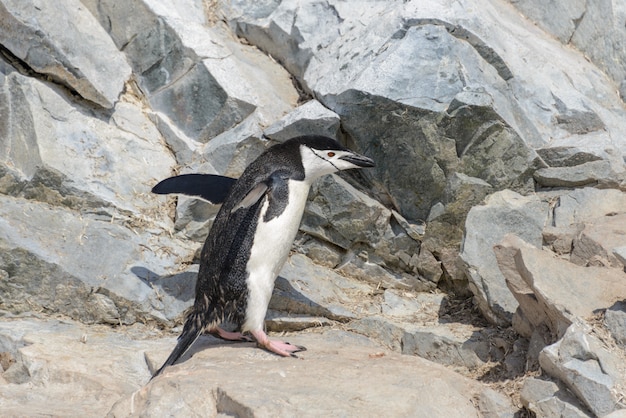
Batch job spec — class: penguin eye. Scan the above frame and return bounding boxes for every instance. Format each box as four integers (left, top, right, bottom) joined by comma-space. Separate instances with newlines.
327, 152, 336, 157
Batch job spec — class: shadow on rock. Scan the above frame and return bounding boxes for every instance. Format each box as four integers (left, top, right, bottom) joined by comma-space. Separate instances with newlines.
270, 275, 343, 320
131, 266, 196, 302
177, 334, 258, 366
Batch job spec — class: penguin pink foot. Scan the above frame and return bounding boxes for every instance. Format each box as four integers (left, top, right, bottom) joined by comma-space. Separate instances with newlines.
250, 329, 306, 357
209, 327, 253, 342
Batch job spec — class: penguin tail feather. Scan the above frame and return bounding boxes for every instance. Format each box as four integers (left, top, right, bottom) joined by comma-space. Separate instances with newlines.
151, 313, 204, 380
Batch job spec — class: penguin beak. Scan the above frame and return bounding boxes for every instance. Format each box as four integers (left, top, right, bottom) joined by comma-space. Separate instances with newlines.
339, 152, 375, 168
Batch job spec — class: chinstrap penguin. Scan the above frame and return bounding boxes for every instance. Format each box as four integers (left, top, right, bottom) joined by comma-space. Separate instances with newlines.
151, 135, 375, 378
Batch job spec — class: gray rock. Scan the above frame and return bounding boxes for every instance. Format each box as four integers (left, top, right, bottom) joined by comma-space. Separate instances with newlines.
506, 0, 586, 45
614, 246, 626, 269
231, 1, 536, 229
606, 411, 626, 418
2, 0, 626, 414
222, 3, 626, 304
271, 253, 377, 321
119, 328, 515, 417
498, 239, 626, 338
348, 316, 494, 369
460, 190, 549, 325
477, 389, 518, 418
86, 0, 297, 143
172, 195, 221, 242
169, 117, 268, 241
5, 316, 519, 417
400, 324, 492, 369
0, 0, 131, 108
605, 302, 626, 349
415, 249, 444, 283
265, 311, 334, 332
222, 1, 626, 322
542, 224, 582, 256
0, 195, 197, 324
534, 160, 614, 188
337, 257, 435, 292
381, 290, 423, 318
199, 115, 268, 178
508, 0, 626, 102
326, 88, 536, 223
303, 173, 421, 283
493, 235, 546, 334
296, 234, 343, 268
0, 61, 175, 215
442, 173, 493, 223
303, 173, 391, 250
570, 213, 626, 268
263, 99, 341, 141
228, 0, 626, 159
536, 146, 603, 168
391, 210, 425, 241
0, 318, 158, 417
525, 325, 551, 371
230, 0, 349, 80
0, 62, 42, 185
553, 188, 626, 228
539, 321, 626, 417
520, 377, 591, 418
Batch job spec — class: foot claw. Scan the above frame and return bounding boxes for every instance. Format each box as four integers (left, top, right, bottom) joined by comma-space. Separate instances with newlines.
250, 330, 305, 357
285, 343, 307, 353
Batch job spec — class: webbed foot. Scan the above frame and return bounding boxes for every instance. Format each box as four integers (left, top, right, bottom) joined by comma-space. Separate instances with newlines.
249, 329, 306, 357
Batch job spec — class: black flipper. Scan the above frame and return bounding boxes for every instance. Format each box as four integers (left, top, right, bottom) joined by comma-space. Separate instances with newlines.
151, 314, 203, 380
152, 174, 237, 204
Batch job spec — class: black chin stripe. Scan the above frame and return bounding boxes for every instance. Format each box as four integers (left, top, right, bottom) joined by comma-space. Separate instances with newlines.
309, 147, 340, 172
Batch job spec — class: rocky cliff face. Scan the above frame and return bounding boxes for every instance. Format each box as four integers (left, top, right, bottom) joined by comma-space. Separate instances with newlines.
0, 0, 625, 416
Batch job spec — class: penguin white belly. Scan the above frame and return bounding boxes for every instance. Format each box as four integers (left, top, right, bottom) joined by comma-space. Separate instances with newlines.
242, 180, 311, 332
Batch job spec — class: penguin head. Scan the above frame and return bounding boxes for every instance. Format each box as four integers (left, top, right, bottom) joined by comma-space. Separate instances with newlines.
294, 136, 375, 181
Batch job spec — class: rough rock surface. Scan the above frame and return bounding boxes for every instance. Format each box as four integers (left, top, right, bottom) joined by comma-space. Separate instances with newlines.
507, 0, 626, 101
0, 0, 625, 415
487, 191, 626, 414
0, 317, 514, 418
539, 321, 626, 417
460, 190, 549, 325
0, 0, 131, 108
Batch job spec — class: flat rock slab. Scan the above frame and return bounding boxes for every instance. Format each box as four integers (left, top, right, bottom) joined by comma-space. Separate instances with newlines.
348, 316, 494, 369
128, 331, 513, 417
460, 190, 549, 325
0, 195, 196, 324
520, 377, 590, 418
0, 0, 131, 108
515, 245, 626, 337
0, 318, 160, 417
570, 213, 626, 268
539, 321, 626, 416
271, 253, 377, 320
0, 317, 515, 417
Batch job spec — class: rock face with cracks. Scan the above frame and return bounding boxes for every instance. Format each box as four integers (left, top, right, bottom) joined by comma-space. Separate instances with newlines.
0, 0, 625, 416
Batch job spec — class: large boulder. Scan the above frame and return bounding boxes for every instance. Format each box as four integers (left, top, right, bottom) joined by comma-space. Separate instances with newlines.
0, 317, 515, 417
460, 190, 549, 325
507, 0, 626, 100
539, 321, 626, 417
84, 0, 298, 149
0, 0, 131, 108
223, 0, 626, 290
1, 0, 626, 414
